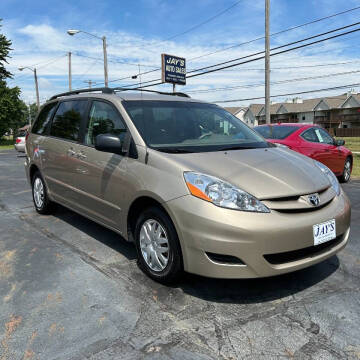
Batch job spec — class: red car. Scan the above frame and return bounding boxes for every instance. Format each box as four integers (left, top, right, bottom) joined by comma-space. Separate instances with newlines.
254, 123, 353, 183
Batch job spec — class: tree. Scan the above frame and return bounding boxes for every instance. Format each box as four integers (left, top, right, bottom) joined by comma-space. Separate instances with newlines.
0, 19, 12, 80
28, 103, 38, 124
0, 81, 28, 137
0, 20, 28, 137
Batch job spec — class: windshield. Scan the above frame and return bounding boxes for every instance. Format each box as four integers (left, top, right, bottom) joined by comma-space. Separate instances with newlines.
254, 125, 299, 140
123, 100, 268, 152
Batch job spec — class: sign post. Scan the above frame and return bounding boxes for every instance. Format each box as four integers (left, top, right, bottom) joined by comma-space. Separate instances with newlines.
161, 54, 186, 90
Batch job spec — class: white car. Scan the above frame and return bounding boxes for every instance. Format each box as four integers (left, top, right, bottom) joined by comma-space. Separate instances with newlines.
14, 131, 27, 152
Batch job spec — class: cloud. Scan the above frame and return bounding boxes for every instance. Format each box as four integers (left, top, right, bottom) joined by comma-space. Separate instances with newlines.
4, 5, 360, 106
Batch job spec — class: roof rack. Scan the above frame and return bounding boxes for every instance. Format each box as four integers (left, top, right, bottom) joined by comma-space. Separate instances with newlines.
49, 87, 190, 101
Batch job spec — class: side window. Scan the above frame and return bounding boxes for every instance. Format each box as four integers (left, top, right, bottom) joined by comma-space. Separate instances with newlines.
31, 102, 58, 135
316, 128, 334, 145
50, 100, 87, 141
254, 126, 271, 139
302, 128, 318, 143
85, 101, 127, 146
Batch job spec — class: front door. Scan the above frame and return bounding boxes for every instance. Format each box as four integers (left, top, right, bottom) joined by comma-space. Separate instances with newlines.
74, 100, 130, 230
314, 128, 343, 173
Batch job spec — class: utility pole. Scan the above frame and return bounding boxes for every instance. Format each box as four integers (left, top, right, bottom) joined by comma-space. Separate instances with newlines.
67, 30, 109, 87
28, 102, 31, 126
173, 84, 176, 93
68, 52, 72, 91
138, 64, 142, 91
34, 68, 40, 110
265, 0, 270, 124
18, 66, 40, 110
102, 36, 108, 87
84, 80, 95, 88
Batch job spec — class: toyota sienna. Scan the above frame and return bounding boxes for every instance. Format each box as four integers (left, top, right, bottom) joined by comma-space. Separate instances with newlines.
25, 88, 351, 283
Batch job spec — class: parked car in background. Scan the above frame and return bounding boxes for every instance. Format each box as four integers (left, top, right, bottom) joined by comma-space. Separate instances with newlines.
254, 123, 353, 183
14, 129, 27, 152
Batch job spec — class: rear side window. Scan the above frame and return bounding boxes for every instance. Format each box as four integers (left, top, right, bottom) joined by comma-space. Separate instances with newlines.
315, 128, 334, 145
32, 102, 58, 135
254, 126, 271, 138
50, 100, 87, 141
302, 128, 318, 143
255, 125, 298, 139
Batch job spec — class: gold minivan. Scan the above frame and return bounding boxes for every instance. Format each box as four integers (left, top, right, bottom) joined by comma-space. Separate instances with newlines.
25, 88, 351, 283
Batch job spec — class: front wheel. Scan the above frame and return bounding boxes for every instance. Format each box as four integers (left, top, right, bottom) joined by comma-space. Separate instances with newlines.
134, 207, 183, 284
32, 171, 55, 214
339, 157, 352, 183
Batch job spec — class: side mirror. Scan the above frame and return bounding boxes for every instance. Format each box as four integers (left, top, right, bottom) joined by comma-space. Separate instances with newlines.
95, 134, 127, 155
335, 139, 345, 147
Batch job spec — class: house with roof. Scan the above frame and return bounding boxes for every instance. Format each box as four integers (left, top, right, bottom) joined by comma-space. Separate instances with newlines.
242, 104, 263, 126
247, 91, 360, 131
224, 107, 248, 123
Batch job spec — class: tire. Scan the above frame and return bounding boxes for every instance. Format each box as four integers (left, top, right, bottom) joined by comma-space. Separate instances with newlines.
339, 157, 352, 183
31, 171, 55, 214
134, 206, 183, 284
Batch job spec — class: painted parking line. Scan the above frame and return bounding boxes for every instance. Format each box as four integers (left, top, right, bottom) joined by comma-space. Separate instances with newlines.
13, 189, 31, 195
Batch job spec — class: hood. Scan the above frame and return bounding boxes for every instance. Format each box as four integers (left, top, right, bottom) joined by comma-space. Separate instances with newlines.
161, 147, 330, 199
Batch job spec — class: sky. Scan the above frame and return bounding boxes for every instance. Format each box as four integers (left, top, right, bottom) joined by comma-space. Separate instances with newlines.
2, 0, 360, 107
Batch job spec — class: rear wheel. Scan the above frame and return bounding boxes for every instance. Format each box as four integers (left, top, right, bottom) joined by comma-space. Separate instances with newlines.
339, 157, 352, 183
32, 171, 55, 214
134, 206, 182, 284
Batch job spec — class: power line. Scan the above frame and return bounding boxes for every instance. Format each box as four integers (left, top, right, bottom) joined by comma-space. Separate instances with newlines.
186, 69, 360, 94
135, 0, 242, 51
187, 21, 360, 75
189, 5, 360, 62
101, 10, 360, 86
214, 83, 360, 103
125, 24, 360, 89
108, 5, 360, 83
187, 26, 360, 79
212, 59, 360, 72
161, 0, 242, 42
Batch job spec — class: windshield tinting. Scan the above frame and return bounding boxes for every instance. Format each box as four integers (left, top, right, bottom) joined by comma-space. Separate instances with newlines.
254, 125, 299, 139
123, 101, 268, 152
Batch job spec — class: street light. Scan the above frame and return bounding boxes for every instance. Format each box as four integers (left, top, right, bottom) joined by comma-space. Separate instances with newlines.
67, 29, 109, 87
18, 66, 40, 110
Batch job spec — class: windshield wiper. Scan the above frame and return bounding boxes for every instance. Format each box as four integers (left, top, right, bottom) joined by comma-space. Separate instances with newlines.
156, 147, 194, 154
218, 145, 258, 151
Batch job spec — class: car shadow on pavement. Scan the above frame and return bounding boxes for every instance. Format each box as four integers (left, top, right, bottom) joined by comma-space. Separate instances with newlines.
53, 204, 137, 261
177, 256, 340, 304
52, 205, 339, 304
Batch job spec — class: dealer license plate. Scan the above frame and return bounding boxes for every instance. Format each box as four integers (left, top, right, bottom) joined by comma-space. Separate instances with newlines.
313, 219, 336, 246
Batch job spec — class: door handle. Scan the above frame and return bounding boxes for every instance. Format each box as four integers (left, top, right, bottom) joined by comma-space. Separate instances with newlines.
67, 148, 76, 156
77, 151, 87, 160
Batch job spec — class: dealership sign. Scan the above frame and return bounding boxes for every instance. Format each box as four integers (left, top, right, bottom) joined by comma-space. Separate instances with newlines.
161, 54, 186, 85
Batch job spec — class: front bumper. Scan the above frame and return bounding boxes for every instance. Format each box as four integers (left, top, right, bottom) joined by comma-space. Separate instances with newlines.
165, 190, 351, 279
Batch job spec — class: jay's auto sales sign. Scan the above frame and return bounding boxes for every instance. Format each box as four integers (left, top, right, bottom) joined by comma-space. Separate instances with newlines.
161, 54, 186, 85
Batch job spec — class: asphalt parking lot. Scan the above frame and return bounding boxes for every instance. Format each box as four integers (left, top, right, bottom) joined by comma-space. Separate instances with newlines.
0, 149, 359, 360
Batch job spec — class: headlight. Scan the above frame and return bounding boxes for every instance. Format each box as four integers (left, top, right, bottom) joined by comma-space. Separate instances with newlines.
314, 161, 340, 196
183, 172, 270, 213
